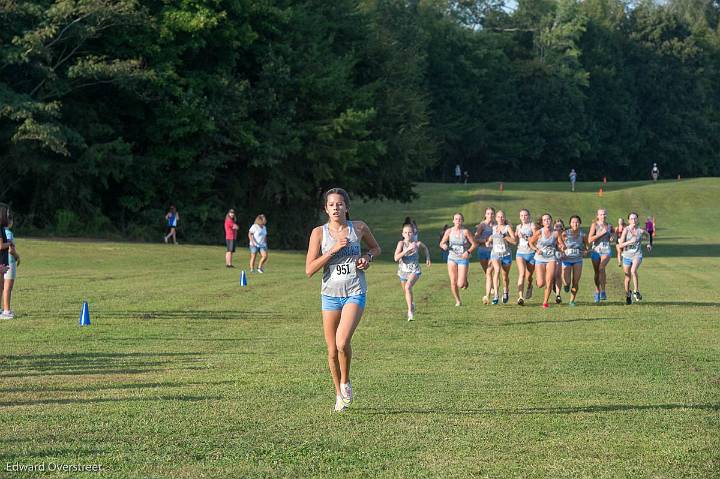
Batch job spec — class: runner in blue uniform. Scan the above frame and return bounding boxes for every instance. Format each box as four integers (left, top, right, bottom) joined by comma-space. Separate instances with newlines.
485, 210, 516, 305
440, 213, 478, 306
515, 209, 536, 305
588, 209, 615, 303
394, 221, 431, 321
560, 215, 589, 306
305, 188, 381, 413
618, 212, 651, 305
474, 207, 496, 305
529, 213, 566, 309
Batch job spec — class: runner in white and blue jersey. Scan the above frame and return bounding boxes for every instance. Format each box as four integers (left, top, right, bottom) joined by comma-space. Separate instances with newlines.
588, 209, 615, 303
474, 207, 496, 305
305, 188, 381, 413
515, 209, 536, 305
560, 215, 589, 306
440, 213, 478, 306
485, 210, 516, 305
394, 221, 431, 321
529, 213, 566, 309
553, 219, 565, 304
619, 212, 651, 304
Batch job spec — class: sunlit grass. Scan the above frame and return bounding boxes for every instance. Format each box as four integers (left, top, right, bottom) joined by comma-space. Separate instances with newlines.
1, 179, 718, 478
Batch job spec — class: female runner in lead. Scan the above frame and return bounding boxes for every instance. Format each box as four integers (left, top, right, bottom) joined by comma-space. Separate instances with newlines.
306, 188, 381, 413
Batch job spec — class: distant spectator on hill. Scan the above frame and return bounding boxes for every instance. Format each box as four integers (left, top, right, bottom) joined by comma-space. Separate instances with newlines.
164, 205, 179, 244
463, 171, 469, 184
651, 163, 659, 182
454, 164, 461, 183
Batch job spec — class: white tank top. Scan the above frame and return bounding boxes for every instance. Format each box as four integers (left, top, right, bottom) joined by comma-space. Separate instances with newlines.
491, 224, 511, 257
447, 228, 468, 261
516, 223, 534, 254
398, 240, 421, 275
320, 222, 366, 297
592, 222, 612, 255
622, 227, 644, 259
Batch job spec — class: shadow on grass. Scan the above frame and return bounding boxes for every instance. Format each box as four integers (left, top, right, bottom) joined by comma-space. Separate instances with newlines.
95, 310, 286, 321
650, 244, 720, 257
505, 316, 626, 326
0, 395, 224, 408
493, 180, 678, 193
0, 352, 206, 378
362, 402, 720, 416
0, 447, 107, 462
99, 336, 260, 342
0, 380, 236, 394
633, 301, 720, 307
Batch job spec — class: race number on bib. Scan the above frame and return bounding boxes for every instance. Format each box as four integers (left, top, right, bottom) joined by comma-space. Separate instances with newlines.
331, 262, 357, 282
596, 244, 610, 255
565, 248, 580, 257
450, 245, 464, 255
542, 247, 555, 258
494, 243, 507, 255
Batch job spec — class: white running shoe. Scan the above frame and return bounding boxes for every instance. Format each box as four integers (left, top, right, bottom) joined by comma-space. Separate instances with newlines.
340, 381, 353, 405
257, 268, 264, 273
482, 295, 489, 305
407, 312, 414, 321
455, 301, 462, 307
0, 310, 14, 320
334, 394, 348, 412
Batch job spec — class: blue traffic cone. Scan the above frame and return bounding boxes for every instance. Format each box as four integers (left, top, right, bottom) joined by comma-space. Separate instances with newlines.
240, 270, 248, 287
79, 301, 91, 326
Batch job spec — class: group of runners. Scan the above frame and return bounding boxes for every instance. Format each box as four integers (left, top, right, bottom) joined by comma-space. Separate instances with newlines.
305, 189, 656, 412
437, 207, 654, 310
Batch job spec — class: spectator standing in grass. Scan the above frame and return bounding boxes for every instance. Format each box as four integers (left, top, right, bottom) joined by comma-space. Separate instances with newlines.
164, 205, 179, 244
248, 214, 269, 273
224, 209, 239, 268
2, 209, 19, 319
0, 204, 13, 319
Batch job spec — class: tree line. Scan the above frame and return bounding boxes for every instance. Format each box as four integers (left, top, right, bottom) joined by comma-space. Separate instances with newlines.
1, 0, 719, 247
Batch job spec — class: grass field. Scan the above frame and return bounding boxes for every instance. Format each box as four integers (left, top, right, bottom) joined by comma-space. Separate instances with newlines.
1, 179, 719, 478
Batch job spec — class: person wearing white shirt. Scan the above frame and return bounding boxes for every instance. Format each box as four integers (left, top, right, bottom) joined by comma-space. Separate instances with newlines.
248, 214, 268, 273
